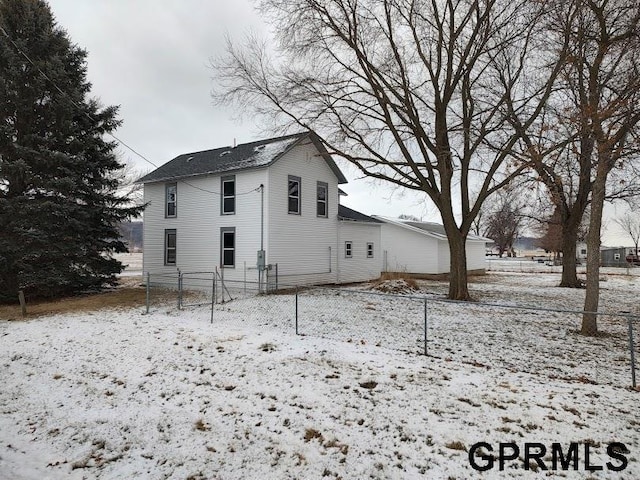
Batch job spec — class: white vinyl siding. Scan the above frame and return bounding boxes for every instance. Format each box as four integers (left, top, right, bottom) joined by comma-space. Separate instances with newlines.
381, 223, 442, 273
267, 142, 340, 285
380, 221, 487, 274
465, 241, 488, 271
142, 169, 267, 283
337, 222, 382, 283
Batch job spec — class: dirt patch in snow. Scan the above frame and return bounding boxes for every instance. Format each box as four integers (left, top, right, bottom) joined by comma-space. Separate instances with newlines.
0, 282, 147, 320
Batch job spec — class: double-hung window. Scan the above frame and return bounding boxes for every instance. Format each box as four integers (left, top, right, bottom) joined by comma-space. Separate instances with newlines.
221, 176, 235, 215
221, 227, 236, 268
345, 241, 353, 258
165, 229, 176, 265
367, 242, 374, 258
317, 181, 328, 218
166, 183, 177, 217
288, 175, 301, 214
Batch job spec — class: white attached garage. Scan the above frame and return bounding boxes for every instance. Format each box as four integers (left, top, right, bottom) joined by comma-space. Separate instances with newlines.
375, 217, 489, 276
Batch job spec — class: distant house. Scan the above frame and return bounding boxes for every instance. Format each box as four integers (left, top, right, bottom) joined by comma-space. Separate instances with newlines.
601, 247, 636, 267
374, 217, 489, 275
137, 132, 382, 286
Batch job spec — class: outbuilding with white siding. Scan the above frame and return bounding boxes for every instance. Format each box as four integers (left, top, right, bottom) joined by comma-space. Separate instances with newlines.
375, 216, 489, 276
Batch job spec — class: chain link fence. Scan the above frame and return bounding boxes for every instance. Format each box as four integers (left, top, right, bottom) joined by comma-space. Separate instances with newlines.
487, 258, 640, 276
142, 272, 639, 389
295, 287, 638, 388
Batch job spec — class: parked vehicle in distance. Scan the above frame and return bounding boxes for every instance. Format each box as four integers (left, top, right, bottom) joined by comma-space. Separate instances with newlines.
625, 254, 640, 266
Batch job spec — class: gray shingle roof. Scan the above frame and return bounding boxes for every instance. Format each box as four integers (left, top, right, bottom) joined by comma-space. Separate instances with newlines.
374, 216, 491, 242
338, 205, 383, 223
137, 132, 348, 184
404, 221, 446, 235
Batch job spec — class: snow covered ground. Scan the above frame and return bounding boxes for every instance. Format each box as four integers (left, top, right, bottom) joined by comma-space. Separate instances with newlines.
113, 252, 143, 278
487, 257, 640, 276
1, 272, 639, 479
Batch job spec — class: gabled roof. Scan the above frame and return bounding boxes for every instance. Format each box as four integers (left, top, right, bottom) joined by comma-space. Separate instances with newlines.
137, 132, 348, 184
373, 216, 491, 243
338, 205, 383, 223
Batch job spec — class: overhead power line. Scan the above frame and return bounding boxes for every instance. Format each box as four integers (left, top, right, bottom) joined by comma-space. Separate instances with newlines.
0, 25, 260, 197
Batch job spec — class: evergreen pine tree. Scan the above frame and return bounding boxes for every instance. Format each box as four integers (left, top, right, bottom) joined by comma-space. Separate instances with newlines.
0, 0, 142, 301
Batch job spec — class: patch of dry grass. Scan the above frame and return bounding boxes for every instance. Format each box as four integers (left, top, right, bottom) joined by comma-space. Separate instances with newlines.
0, 279, 148, 321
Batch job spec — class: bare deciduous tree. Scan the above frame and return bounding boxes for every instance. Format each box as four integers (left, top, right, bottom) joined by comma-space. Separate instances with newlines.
212, 0, 569, 300
501, 0, 640, 292
615, 213, 640, 258
481, 186, 527, 257
573, 0, 640, 334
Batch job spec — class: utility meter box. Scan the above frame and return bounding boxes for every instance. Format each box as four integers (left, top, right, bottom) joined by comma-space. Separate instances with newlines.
257, 250, 266, 270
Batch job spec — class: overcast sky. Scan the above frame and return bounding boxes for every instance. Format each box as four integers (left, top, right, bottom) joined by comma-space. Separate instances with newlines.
46, 0, 632, 246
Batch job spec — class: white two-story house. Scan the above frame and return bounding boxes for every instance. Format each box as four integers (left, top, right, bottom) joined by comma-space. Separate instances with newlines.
138, 132, 384, 287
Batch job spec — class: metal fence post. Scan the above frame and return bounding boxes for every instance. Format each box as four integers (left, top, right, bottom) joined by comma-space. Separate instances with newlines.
626, 314, 637, 389
177, 269, 182, 310
145, 271, 150, 314
295, 286, 299, 335
211, 272, 216, 323
424, 297, 428, 356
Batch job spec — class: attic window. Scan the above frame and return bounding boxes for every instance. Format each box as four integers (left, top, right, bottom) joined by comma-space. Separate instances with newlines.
186, 156, 194, 162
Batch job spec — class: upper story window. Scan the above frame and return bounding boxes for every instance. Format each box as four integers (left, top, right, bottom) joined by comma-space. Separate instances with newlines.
165, 229, 176, 265
288, 175, 301, 214
317, 181, 328, 218
221, 175, 235, 215
367, 242, 374, 258
345, 241, 353, 258
166, 183, 177, 217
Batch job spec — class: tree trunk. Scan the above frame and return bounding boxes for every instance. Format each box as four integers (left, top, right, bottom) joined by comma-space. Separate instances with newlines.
447, 231, 471, 300
582, 166, 607, 335
559, 217, 581, 288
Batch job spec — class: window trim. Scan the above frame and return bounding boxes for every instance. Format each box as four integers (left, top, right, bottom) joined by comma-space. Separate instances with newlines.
367, 242, 374, 258
316, 181, 328, 218
221, 175, 236, 215
288, 175, 301, 215
165, 183, 177, 218
345, 241, 353, 259
220, 227, 236, 268
164, 229, 177, 266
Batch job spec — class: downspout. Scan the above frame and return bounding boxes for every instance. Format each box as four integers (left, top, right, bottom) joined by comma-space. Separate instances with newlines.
336, 219, 341, 284
260, 184, 264, 252
260, 183, 264, 290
